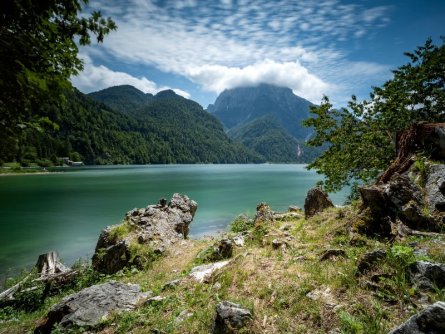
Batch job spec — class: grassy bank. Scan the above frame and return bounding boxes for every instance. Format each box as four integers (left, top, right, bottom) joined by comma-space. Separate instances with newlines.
1, 205, 444, 333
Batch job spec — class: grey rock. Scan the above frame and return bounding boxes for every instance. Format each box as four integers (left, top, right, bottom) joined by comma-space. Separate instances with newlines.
304, 187, 334, 218
162, 279, 181, 290
232, 234, 245, 247
319, 249, 346, 261
189, 260, 231, 283
409, 261, 445, 290
174, 310, 193, 324
254, 202, 274, 226
425, 165, 445, 214
388, 301, 445, 334
197, 239, 234, 262
145, 295, 165, 305
35, 281, 150, 333
212, 301, 252, 334
357, 249, 387, 274
288, 205, 302, 212
92, 193, 197, 274
272, 239, 285, 249
92, 240, 130, 275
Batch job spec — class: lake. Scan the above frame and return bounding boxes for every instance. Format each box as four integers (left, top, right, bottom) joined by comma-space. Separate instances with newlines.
0, 164, 348, 280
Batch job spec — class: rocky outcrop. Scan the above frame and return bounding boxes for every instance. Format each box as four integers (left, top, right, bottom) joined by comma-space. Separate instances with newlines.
92, 193, 197, 274
35, 281, 150, 333
409, 261, 445, 290
356, 249, 387, 274
359, 168, 443, 236
254, 202, 274, 226
388, 301, 445, 334
359, 123, 445, 237
212, 301, 252, 334
304, 187, 334, 218
426, 165, 445, 216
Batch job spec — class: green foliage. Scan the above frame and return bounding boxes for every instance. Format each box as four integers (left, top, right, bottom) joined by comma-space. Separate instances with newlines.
228, 115, 317, 162
389, 245, 416, 269
108, 222, 134, 243
229, 214, 254, 233
128, 242, 159, 270
2, 87, 264, 164
0, 0, 116, 162
304, 38, 445, 192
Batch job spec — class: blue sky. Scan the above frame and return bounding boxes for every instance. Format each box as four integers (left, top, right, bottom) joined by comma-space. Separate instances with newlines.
71, 0, 445, 108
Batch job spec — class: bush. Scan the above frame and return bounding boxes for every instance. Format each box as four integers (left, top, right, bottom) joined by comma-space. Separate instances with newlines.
229, 214, 253, 233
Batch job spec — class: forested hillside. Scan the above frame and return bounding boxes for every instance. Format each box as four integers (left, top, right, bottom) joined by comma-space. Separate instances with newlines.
1, 88, 263, 165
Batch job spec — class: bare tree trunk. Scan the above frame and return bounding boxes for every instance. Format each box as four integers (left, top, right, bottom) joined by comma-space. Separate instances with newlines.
36, 251, 69, 276
378, 122, 445, 183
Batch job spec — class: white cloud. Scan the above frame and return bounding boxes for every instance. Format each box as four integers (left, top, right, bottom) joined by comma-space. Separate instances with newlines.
186, 60, 329, 102
71, 55, 190, 98
84, 0, 392, 105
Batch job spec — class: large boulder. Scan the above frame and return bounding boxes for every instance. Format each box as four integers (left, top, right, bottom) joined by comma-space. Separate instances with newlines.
212, 301, 252, 334
254, 202, 274, 226
388, 301, 445, 334
35, 281, 150, 333
425, 165, 445, 216
359, 123, 445, 237
409, 261, 445, 290
304, 187, 334, 218
359, 166, 444, 236
93, 193, 197, 274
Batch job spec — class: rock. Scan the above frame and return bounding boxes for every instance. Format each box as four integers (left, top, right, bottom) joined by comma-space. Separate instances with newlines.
409, 261, 445, 290
388, 301, 445, 334
273, 212, 302, 220
271, 239, 286, 249
288, 205, 302, 212
92, 193, 197, 274
35, 281, 150, 333
174, 310, 193, 324
162, 279, 181, 290
189, 260, 231, 283
319, 249, 346, 261
232, 234, 245, 247
197, 239, 234, 263
92, 240, 130, 275
357, 249, 387, 274
425, 165, 445, 215
304, 187, 334, 218
145, 295, 165, 305
212, 301, 252, 334
254, 202, 274, 226
306, 287, 338, 308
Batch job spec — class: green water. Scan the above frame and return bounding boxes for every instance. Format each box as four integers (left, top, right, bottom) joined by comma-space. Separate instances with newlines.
0, 164, 347, 278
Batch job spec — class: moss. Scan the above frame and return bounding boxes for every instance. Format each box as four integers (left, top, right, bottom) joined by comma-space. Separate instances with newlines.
108, 221, 135, 243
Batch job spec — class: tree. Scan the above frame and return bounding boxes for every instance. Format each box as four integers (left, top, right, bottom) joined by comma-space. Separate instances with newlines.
0, 0, 116, 161
304, 38, 445, 192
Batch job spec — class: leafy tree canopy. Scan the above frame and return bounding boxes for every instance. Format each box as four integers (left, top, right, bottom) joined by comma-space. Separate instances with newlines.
0, 0, 116, 156
304, 38, 445, 192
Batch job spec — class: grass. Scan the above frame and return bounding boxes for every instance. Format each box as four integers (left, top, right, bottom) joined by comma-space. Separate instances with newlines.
1, 205, 444, 333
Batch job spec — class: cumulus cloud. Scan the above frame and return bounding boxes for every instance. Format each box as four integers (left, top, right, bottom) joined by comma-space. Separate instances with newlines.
186, 60, 329, 102
71, 55, 190, 98
82, 0, 392, 105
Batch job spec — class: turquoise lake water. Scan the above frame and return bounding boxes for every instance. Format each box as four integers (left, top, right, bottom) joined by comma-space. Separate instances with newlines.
0, 164, 348, 279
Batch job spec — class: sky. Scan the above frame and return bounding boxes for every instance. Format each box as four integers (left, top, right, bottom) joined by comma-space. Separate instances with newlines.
71, 0, 445, 108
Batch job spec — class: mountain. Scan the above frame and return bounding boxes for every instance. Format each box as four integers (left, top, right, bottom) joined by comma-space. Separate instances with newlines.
86, 86, 264, 164
88, 85, 154, 118
228, 116, 300, 162
208, 84, 317, 162
4, 87, 263, 165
